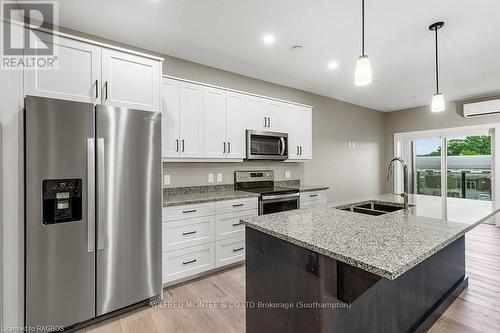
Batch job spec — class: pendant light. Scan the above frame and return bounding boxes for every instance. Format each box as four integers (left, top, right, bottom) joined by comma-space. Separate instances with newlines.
429, 21, 445, 112
355, 0, 372, 86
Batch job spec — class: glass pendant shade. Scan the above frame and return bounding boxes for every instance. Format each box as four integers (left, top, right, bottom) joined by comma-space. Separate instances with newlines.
431, 93, 445, 112
355, 55, 372, 86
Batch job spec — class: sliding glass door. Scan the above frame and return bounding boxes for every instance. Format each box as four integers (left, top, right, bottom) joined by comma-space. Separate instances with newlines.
395, 126, 497, 225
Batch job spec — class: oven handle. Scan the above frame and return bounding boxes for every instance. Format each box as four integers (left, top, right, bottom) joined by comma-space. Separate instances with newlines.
261, 193, 299, 201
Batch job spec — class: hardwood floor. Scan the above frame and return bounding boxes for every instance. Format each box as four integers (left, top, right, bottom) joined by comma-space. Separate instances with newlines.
82, 224, 500, 333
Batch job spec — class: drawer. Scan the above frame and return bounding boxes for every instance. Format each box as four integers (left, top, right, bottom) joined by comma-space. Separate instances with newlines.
216, 210, 258, 240
300, 201, 327, 209
162, 202, 215, 222
215, 197, 258, 214
216, 236, 245, 267
162, 243, 215, 284
162, 215, 215, 252
300, 190, 327, 203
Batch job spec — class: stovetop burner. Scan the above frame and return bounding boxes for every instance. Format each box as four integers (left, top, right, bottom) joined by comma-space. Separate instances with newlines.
234, 170, 299, 196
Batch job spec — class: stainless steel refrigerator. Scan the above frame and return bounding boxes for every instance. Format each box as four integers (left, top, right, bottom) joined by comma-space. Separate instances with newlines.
24, 96, 162, 330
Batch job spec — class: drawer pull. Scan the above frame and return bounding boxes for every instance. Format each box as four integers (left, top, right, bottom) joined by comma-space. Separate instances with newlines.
232, 203, 244, 207
232, 247, 244, 252
232, 222, 242, 227
182, 231, 197, 236
182, 259, 197, 265
309, 194, 318, 198
182, 209, 197, 214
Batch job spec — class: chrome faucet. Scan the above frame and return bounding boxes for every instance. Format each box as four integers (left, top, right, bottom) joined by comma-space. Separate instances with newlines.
387, 157, 409, 212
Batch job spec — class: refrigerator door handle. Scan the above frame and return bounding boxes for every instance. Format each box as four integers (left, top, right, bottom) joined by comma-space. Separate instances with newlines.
87, 138, 95, 253
97, 138, 105, 251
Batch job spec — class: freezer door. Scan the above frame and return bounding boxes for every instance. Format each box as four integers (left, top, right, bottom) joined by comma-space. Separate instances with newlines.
25, 96, 95, 328
96, 105, 162, 315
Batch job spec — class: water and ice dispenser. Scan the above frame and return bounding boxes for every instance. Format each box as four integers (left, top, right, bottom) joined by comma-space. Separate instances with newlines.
42, 178, 83, 224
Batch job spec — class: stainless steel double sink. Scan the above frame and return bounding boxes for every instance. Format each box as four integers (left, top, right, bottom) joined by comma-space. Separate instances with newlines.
336, 201, 411, 216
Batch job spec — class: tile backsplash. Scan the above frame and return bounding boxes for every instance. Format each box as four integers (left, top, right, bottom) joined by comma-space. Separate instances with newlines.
162, 161, 304, 187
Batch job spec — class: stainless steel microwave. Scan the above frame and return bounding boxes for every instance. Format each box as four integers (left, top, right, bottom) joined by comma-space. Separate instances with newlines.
246, 130, 288, 160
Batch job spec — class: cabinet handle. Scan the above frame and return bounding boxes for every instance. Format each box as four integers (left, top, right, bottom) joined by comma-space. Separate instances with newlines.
297, 146, 299, 155
264, 117, 267, 127
182, 209, 197, 214
223, 141, 226, 153
310, 194, 318, 198
232, 247, 244, 252
176, 139, 179, 152
104, 81, 108, 100
232, 203, 244, 207
182, 230, 197, 236
95, 80, 98, 99
182, 139, 185, 152
232, 222, 242, 227
300, 146, 303, 155
268, 117, 271, 128
228, 142, 231, 154
182, 259, 197, 265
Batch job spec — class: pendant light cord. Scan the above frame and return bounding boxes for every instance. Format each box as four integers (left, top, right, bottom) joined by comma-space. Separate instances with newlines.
435, 28, 439, 94
361, 0, 365, 56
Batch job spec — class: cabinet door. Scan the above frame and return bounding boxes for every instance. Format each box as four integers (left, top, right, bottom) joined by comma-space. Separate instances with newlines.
298, 107, 312, 159
284, 104, 300, 159
101, 48, 160, 111
203, 87, 226, 158
179, 82, 204, 158
24, 31, 101, 103
225, 92, 246, 159
162, 78, 180, 158
245, 96, 268, 130
266, 100, 286, 132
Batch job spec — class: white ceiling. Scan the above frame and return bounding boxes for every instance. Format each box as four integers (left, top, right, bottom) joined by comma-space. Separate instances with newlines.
57, 0, 500, 112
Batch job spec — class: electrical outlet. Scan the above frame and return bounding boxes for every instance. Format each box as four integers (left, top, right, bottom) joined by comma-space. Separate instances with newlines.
163, 174, 170, 185
217, 173, 223, 182
208, 173, 214, 183
284, 171, 291, 179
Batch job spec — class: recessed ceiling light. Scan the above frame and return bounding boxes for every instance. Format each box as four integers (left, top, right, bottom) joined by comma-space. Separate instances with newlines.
328, 61, 339, 70
262, 34, 275, 45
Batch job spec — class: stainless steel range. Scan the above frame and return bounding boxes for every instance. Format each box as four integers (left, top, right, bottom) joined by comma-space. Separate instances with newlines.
234, 170, 299, 215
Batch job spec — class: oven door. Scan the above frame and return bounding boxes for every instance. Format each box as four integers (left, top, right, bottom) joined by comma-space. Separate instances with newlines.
259, 193, 299, 215
246, 130, 288, 160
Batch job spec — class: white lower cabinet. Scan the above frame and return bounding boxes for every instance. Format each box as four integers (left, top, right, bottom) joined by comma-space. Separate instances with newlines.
300, 190, 328, 209
162, 198, 258, 285
162, 243, 215, 283
216, 236, 246, 267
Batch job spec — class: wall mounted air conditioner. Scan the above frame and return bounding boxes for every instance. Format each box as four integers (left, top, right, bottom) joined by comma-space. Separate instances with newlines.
463, 99, 500, 118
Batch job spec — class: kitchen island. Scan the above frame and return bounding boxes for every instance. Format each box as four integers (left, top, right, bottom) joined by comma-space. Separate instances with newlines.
241, 194, 498, 333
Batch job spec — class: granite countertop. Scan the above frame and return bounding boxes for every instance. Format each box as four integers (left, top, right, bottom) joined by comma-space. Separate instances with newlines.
163, 181, 329, 207
163, 185, 259, 207
241, 193, 499, 280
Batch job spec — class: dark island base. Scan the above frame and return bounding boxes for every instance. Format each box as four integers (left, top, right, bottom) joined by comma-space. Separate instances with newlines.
246, 228, 467, 333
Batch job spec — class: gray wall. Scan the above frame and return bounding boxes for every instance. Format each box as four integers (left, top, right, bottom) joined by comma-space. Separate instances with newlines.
162, 56, 387, 202
384, 95, 500, 192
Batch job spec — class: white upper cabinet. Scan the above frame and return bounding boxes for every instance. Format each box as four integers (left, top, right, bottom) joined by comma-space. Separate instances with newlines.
23, 30, 162, 110
101, 48, 160, 111
225, 92, 246, 159
203, 87, 226, 159
285, 104, 312, 160
179, 82, 204, 158
162, 78, 181, 158
245, 96, 268, 130
266, 100, 286, 132
161, 77, 312, 161
24, 31, 101, 103
246, 96, 285, 132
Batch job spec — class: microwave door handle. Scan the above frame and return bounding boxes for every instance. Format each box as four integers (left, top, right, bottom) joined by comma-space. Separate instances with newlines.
280, 137, 286, 155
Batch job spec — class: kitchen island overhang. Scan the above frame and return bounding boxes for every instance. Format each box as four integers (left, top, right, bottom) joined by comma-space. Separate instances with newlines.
242, 194, 498, 333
